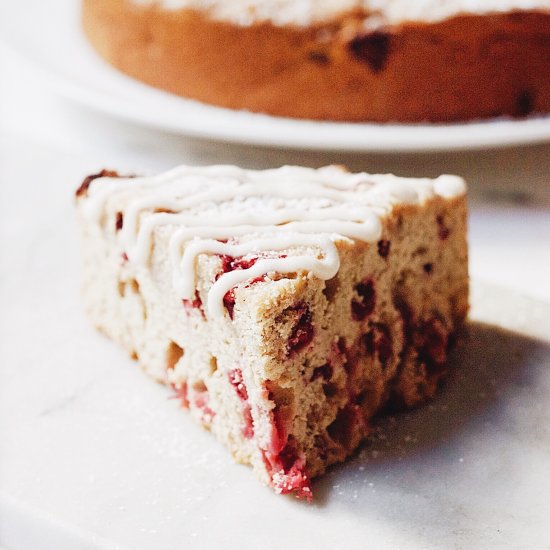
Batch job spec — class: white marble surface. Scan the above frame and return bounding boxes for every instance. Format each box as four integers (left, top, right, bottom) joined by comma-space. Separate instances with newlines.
1, 41, 550, 550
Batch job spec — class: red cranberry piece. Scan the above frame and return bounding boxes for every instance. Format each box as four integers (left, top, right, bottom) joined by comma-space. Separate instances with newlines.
311, 363, 333, 382
246, 275, 267, 286
170, 382, 189, 409
377, 239, 391, 258
182, 290, 205, 318
228, 368, 248, 401
277, 460, 312, 501
223, 276, 267, 320
115, 211, 123, 231
182, 290, 202, 311
351, 280, 376, 321
219, 255, 233, 275
348, 31, 392, 73
121, 252, 129, 263
375, 324, 393, 368
269, 406, 289, 456
264, 452, 312, 501
228, 369, 255, 438
260, 388, 312, 500
193, 389, 216, 422
232, 257, 258, 270
323, 383, 338, 398
287, 303, 314, 354
436, 215, 450, 240
362, 325, 392, 368
261, 438, 312, 501
278, 439, 300, 472
223, 289, 236, 319
336, 337, 347, 355
218, 255, 259, 279
242, 404, 254, 439
264, 382, 294, 457
75, 169, 120, 198
362, 331, 375, 356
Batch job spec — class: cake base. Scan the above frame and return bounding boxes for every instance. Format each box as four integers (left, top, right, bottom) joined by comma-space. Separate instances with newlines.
82, 0, 550, 122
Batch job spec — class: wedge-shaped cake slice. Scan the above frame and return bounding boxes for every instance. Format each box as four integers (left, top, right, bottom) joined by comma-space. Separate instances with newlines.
76, 165, 468, 500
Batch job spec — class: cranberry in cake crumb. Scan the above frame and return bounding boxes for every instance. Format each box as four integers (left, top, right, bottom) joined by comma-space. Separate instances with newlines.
436, 215, 450, 240
223, 289, 237, 319
182, 290, 205, 317
377, 239, 391, 259
224, 275, 267, 320
77, 164, 468, 500
286, 303, 314, 355
228, 368, 248, 401
75, 169, 119, 198
371, 324, 393, 369
348, 31, 392, 73
171, 382, 190, 409
193, 385, 216, 424
228, 369, 254, 438
311, 363, 333, 382
351, 280, 376, 321
361, 325, 394, 372
115, 211, 123, 231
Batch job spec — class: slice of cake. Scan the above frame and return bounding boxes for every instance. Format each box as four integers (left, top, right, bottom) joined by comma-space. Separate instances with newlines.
82, 0, 550, 122
76, 165, 468, 500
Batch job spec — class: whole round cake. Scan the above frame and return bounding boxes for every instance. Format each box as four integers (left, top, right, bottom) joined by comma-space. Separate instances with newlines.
82, 0, 550, 122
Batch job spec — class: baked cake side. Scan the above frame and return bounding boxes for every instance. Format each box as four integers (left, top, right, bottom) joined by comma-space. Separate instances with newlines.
76, 165, 468, 499
82, 0, 550, 122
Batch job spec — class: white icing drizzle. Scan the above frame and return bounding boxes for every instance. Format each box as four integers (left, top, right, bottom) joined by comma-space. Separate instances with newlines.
131, 0, 550, 27
81, 165, 466, 318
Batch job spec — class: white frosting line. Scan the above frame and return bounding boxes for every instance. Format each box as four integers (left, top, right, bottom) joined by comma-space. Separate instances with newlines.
81, 165, 466, 318
136, 208, 382, 264
433, 174, 468, 199
131, 0, 550, 27
185, 235, 341, 318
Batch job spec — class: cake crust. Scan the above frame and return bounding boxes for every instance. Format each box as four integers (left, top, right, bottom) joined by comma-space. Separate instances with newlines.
82, 0, 550, 122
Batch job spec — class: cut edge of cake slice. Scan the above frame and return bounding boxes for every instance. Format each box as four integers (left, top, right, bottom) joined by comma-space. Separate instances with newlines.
75, 164, 468, 500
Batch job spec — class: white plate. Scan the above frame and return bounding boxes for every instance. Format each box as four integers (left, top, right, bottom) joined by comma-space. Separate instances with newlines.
3, 0, 550, 152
